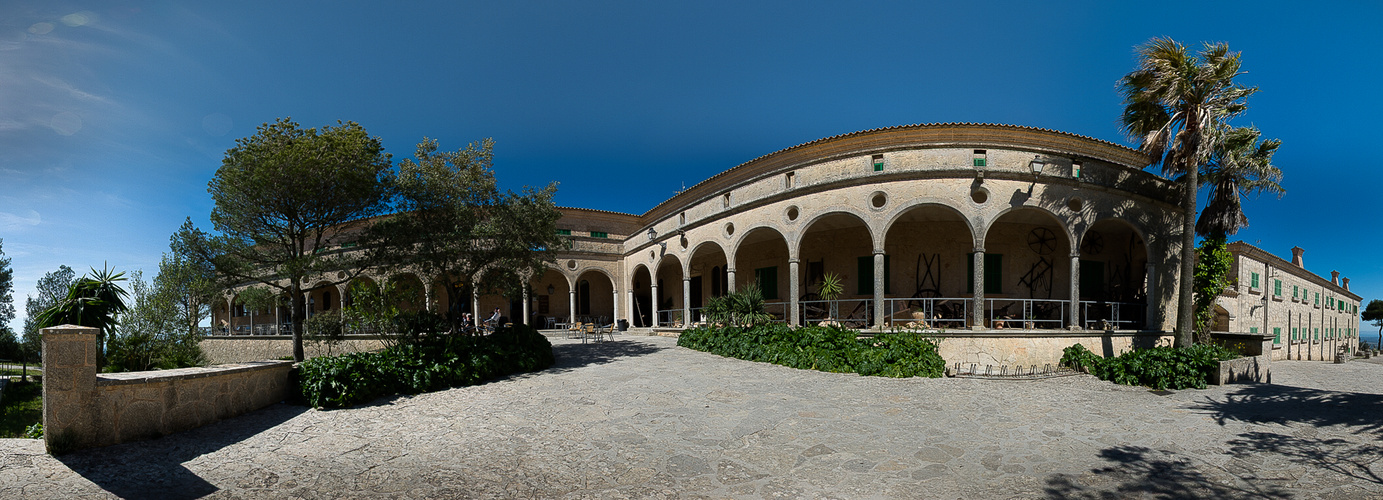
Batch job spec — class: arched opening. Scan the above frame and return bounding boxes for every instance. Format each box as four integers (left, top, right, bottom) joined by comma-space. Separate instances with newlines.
575, 269, 615, 326
798, 212, 874, 328
733, 226, 790, 323
688, 241, 728, 324
881, 204, 976, 328
307, 281, 341, 318
1079, 218, 1149, 330
212, 297, 231, 335
630, 264, 653, 327
532, 268, 570, 329
655, 255, 684, 327
387, 274, 426, 313
983, 208, 1071, 329
343, 277, 379, 334
1212, 305, 1230, 333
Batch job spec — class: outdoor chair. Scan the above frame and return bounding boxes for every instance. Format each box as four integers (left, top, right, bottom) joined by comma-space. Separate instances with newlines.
566, 322, 583, 339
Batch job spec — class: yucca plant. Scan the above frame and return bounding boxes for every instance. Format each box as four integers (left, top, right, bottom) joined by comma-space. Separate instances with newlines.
817, 272, 844, 321
35, 264, 129, 368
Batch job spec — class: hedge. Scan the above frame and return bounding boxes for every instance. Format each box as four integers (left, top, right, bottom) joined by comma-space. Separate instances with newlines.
677, 323, 945, 378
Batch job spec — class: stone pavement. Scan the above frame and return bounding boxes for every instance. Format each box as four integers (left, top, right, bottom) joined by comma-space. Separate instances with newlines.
3, 335, 1383, 499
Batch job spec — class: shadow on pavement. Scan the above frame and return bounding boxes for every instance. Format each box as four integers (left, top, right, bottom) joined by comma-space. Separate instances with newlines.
1227, 431, 1383, 485
1187, 383, 1383, 437
546, 338, 667, 373
1044, 445, 1290, 499
54, 402, 307, 500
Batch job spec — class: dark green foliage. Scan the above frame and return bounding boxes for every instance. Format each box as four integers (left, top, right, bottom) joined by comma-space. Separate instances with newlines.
703, 282, 774, 328
1060, 343, 1242, 390
677, 323, 945, 378
1192, 236, 1233, 343
297, 324, 554, 408
0, 380, 42, 438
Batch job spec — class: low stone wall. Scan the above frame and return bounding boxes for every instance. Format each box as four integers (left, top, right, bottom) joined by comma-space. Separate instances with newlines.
1213, 355, 1271, 385
43, 325, 293, 453
935, 330, 1175, 367
200, 335, 389, 364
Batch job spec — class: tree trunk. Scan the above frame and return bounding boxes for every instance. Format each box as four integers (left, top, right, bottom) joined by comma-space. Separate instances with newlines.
1175, 165, 1198, 347
290, 282, 305, 361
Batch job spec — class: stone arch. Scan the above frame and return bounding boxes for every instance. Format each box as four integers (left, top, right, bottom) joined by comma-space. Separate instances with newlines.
882, 203, 978, 303
1076, 217, 1151, 330
630, 263, 654, 327
881, 202, 978, 251
386, 273, 427, 313
797, 211, 877, 321
654, 254, 685, 326
343, 275, 378, 310
307, 280, 341, 317
532, 268, 570, 328
795, 210, 875, 253
688, 240, 729, 318
732, 225, 790, 321
984, 205, 1074, 253
574, 268, 616, 324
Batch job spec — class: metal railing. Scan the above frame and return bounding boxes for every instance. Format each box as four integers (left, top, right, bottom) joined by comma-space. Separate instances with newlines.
656, 310, 684, 327
1079, 301, 1145, 330
986, 298, 1068, 329
882, 297, 969, 329
798, 299, 873, 328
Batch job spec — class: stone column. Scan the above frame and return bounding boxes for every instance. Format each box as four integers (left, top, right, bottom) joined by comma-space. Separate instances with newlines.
726, 268, 737, 293
42, 325, 101, 453
873, 252, 886, 329
473, 290, 481, 328
1145, 262, 1156, 331
303, 292, 312, 320
612, 287, 620, 329
1069, 254, 1081, 329
682, 277, 691, 327
972, 250, 985, 329
626, 289, 635, 328
788, 259, 800, 326
423, 284, 434, 313
569, 288, 577, 327
651, 282, 660, 327
521, 285, 530, 326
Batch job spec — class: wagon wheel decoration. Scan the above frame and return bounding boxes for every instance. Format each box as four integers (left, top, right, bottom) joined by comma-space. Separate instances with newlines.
1081, 230, 1104, 256
1027, 227, 1057, 255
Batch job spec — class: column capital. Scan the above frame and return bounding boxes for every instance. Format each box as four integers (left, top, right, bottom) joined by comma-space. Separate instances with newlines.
874, 249, 885, 256
972, 248, 985, 254
788, 259, 800, 265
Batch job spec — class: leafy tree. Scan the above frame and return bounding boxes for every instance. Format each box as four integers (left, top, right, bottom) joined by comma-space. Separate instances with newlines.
1197, 126, 1284, 238
23, 265, 75, 354
1362, 299, 1383, 350
0, 239, 13, 332
35, 265, 130, 368
1191, 237, 1233, 343
1119, 37, 1256, 347
236, 286, 278, 335
177, 118, 394, 361
160, 236, 219, 338
107, 271, 168, 371
378, 138, 564, 333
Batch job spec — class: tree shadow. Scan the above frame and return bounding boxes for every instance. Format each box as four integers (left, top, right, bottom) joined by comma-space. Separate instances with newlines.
1186, 384, 1383, 438
53, 402, 307, 500
544, 338, 667, 374
1227, 431, 1383, 486
1044, 445, 1291, 499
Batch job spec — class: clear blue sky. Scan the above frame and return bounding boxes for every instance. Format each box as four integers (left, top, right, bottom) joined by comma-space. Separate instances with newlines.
3, 1, 1381, 334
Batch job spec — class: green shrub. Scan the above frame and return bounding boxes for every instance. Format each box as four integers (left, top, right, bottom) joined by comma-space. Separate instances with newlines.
677, 323, 944, 378
297, 324, 554, 408
1060, 343, 1241, 390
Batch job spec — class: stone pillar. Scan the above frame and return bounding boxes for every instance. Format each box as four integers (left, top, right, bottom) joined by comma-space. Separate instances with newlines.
522, 285, 530, 326
1145, 262, 1156, 331
423, 284, 434, 313
788, 259, 800, 326
569, 288, 577, 327
873, 252, 886, 329
972, 250, 985, 329
650, 282, 660, 327
726, 268, 737, 293
682, 277, 691, 327
612, 286, 620, 328
626, 289, 635, 328
42, 325, 101, 453
1070, 254, 1082, 329
473, 290, 481, 327
303, 292, 312, 319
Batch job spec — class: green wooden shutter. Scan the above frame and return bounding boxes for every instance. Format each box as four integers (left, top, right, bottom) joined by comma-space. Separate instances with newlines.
755, 266, 778, 300
1080, 260, 1105, 299
856, 255, 892, 295
965, 253, 1002, 294
1274, 280, 1282, 296
1273, 327, 1281, 344
1251, 272, 1259, 288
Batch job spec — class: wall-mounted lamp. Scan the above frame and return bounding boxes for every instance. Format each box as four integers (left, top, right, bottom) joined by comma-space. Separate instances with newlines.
547, 284, 555, 295
647, 228, 657, 242
1028, 157, 1046, 176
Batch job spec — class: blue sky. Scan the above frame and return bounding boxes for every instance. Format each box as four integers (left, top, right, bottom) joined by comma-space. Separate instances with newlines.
2, 1, 1381, 334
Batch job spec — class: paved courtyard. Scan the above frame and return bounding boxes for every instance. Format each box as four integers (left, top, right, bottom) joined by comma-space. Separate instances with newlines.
3, 335, 1383, 499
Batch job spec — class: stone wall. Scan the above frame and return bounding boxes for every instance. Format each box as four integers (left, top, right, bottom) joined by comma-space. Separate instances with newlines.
43, 325, 293, 453
200, 335, 388, 365
935, 331, 1175, 367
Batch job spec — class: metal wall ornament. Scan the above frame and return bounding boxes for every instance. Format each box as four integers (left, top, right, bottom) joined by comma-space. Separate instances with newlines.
1027, 227, 1056, 255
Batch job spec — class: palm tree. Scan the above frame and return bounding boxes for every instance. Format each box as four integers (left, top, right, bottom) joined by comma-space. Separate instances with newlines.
35, 265, 130, 368
1196, 126, 1284, 239
1119, 37, 1256, 347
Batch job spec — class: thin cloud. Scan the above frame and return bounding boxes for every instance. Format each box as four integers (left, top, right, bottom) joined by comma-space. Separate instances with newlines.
0, 209, 41, 231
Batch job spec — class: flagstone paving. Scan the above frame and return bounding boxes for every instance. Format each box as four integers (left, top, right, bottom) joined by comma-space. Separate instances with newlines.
3, 335, 1382, 499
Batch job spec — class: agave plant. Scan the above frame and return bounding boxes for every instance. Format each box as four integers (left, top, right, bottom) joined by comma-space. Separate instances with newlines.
817, 272, 844, 321
705, 281, 773, 328
35, 264, 129, 367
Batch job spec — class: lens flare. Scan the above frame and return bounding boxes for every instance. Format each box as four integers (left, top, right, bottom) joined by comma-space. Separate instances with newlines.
51, 112, 82, 136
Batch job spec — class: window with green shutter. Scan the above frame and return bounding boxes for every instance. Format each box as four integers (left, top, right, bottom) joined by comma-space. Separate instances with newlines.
1273, 327, 1281, 344
1315, 293, 1320, 306
755, 266, 778, 300
1251, 272, 1260, 289
1274, 279, 1282, 297
1329, 297, 1335, 309
556, 229, 572, 236
966, 253, 1002, 294
972, 150, 987, 167
872, 154, 884, 172
1315, 328, 1320, 340
1293, 286, 1299, 299
1292, 327, 1298, 340
1250, 327, 1258, 334
856, 255, 891, 295
590, 231, 608, 238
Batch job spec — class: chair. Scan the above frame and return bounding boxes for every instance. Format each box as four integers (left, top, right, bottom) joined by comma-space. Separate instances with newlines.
544, 317, 556, 330
566, 322, 583, 339
583, 323, 610, 344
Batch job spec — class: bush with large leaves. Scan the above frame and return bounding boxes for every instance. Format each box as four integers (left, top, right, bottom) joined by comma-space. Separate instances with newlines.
678, 323, 945, 378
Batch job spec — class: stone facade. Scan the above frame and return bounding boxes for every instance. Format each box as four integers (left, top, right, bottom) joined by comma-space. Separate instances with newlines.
42, 325, 292, 453
1212, 242, 1362, 362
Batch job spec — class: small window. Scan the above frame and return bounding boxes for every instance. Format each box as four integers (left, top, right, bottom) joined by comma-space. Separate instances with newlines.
1292, 327, 1298, 340
1314, 328, 1319, 340
1250, 327, 1258, 334
872, 154, 884, 172
1250, 272, 1260, 289
1273, 327, 1281, 344
556, 229, 572, 236
722, 193, 731, 208
784, 171, 795, 189
1072, 161, 1083, 179
591, 231, 608, 238
1329, 297, 1335, 308
1292, 285, 1299, 299
341, 242, 358, 249
1314, 292, 1319, 305
679, 212, 686, 225
1274, 279, 1282, 297
972, 150, 987, 167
